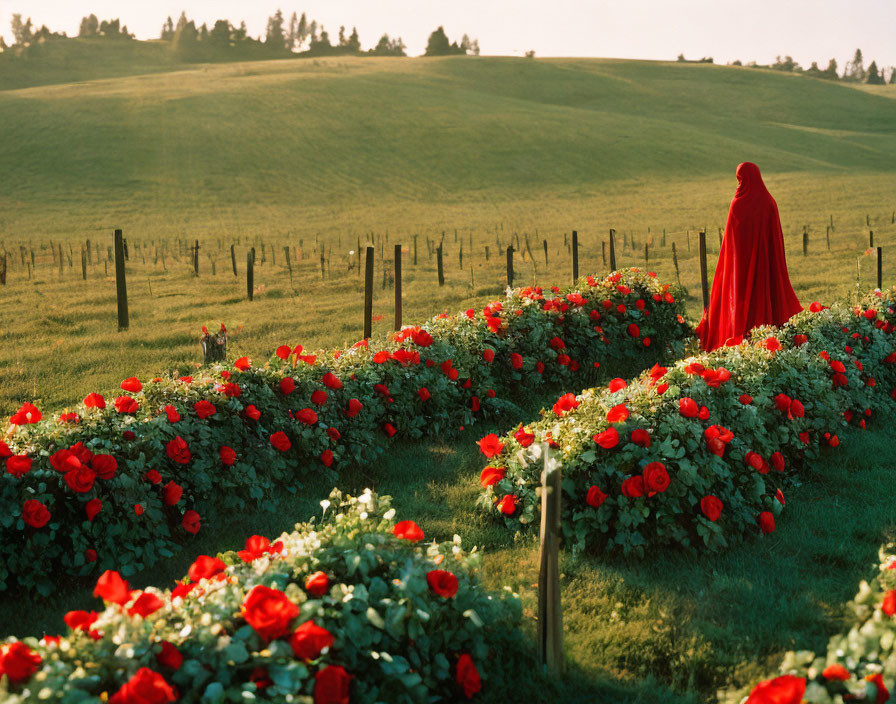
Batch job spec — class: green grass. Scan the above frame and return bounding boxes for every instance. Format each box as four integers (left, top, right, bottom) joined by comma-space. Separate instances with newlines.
2, 395, 893, 703
1, 53, 895, 415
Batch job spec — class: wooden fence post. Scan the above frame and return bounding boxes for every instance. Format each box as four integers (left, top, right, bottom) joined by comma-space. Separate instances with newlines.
485, 246, 490, 262
878, 246, 883, 290
247, 251, 254, 301
608, 229, 617, 271
459, 242, 463, 270
803, 228, 808, 256
364, 246, 374, 339
114, 229, 129, 330
0, 253, 6, 286
699, 230, 709, 311
413, 234, 418, 266
662, 228, 666, 248
81, 247, 87, 280
571, 230, 579, 282
394, 244, 402, 331
193, 240, 199, 276
644, 242, 649, 266
506, 245, 514, 287
672, 241, 681, 287
537, 443, 563, 675
870, 230, 874, 248
601, 240, 606, 265
231, 244, 237, 276
543, 239, 549, 268
437, 244, 445, 286
826, 226, 831, 251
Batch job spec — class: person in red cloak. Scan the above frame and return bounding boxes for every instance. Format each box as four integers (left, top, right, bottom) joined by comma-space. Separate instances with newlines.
695, 162, 802, 352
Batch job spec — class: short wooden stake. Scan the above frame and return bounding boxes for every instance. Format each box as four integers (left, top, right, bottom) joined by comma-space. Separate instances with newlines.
114, 229, 129, 330
193, 240, 199, 276
246, 251, 254, 301
826, 226, 831, 251
803, 229, 808, 256
394, 244, 402, 331
571, 230, 579, 282
437, 244, 444, 286
506, 245, 514, 287
230, 244, 237, 276
699, 230, 709, 311
878, 246, 883, 290
81, 247, 87, 280
672, 241, 681, 286
363, 246, 374, 339
870, 230, 874, 248
608, 229, 617, 271
543, 239, 549, 267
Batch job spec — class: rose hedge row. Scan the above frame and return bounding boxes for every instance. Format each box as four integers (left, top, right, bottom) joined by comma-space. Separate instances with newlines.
725, 542, 896, 704
477, 289, 896, 556
0, 269, 690, 594
0, 489, 523, 703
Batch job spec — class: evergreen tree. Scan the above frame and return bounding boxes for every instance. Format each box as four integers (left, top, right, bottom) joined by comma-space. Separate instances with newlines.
425, 26, 451, 56
210, 20, 231, 49
199, 22, 209, 42
821, 58, 838, 80
288, 12, 298, 50
371, 34, 405, 56
338, 25, 346, 47
234, 21, 248, 42
890, 68, 896, 85
11, 14, 33, 46
79, 15, 99, 37
175, 12, 188, 33
172, 19, 199, 60
308, 20, 318, 43
265, 9, 286, 50
844, 48, 865, 81
348, 27, 361, 52
806, 61, 821, 77
866, 60, 884, 84
160, 16, 175, 40
297, 13, 308, 49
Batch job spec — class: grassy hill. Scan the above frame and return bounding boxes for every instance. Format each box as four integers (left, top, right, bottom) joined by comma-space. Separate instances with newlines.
0, 50, 895, 415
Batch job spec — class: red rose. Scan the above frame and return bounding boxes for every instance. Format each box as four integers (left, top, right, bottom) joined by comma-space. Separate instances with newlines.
320, 449, 334, 467
621, 476, 645, 498
65, 464, 97, 493
145, 469, 162, 485
882, 589, 896, 616
345, 399, 363, 417
162, 481, 183, 506
234, 356, 251, 371
427, 569, 460, 598
764, 337, 782, 352
630, 429, 651, 447
594, 427, 619, 449
698, 405, 710, 421
790, 399, 805, 418
773, 393, 792, 414
86, 498, 102, 522
290, 620, 334, 661
164, 405, 181, 423
305, 571, 330, 596
700, 495, 722, 521
64, 610, 99, 633
809, 301, 823, 312
867, 673, 890, 704
166, 436, 191, 464
156, 642, 183, 671
120, 377, 143, 393
745, 452, 765, 472
6, 455, 31, 478
123, 430, 136, 441
829, 360, 846, 373
270, 431, 292, 452
642, 462, 670, 494
745, 674, 805, 704
314, 665, 352, 704
418, 387, 431, 402
297, 408, 318, 425
552, 393, 579, 416
793, 334, 808, 346
477, 434, 505, 458
627, 323, 640, 338
497, 494, 518, 515
482, 348, 495, 363
679, 398, 699, 418
191, 400, 216, 420
322, 372, 343, 390
586, 486, 607, 508
94, 570, 131, 605
739, 394, 753, 405
311, 389, 328, 406
770, 452, 785, 472
514, 427, 535, 447
480, 466, 506, 487
220, 446, 236, 466
242, 584, 300, 641
10, 402, 41, 425
510, 353, 523, 370
0, 642, 41, 684
135, 504, 144, 516
455, 654, 481, 700
393, 520, 424, 541
275, 345, 291, 360
188, 555, 226, 582
84, 392, 106, 409
182, 510, 201, 534
382, 422, 397, 438
243, 404, 261, 420
128, 591, 165, 618
114, 396, 139, 414
109, 667, 177, 704
799, 431, 810, 444
758, 511, 775, 534
608, 378, 627, 393
606, 404, 629, 423
821, 664, 850, 681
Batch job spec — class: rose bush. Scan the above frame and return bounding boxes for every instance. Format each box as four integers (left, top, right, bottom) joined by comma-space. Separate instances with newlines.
478, 288, 896, 556
724, 542, 896, 703
0, 269, 689, 594
0, 489, 522, 703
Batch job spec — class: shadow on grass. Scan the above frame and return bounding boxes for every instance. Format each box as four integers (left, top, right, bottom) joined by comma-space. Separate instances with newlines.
1, 409, 894, 703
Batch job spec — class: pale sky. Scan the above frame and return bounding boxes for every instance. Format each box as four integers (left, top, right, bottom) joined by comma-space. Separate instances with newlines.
3, 0, 895, 71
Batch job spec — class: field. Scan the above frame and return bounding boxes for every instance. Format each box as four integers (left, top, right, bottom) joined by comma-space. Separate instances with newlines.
2, 45, 896, 703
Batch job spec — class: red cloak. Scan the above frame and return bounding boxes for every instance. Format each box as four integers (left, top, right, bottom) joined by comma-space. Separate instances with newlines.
695, 162, 802, 352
